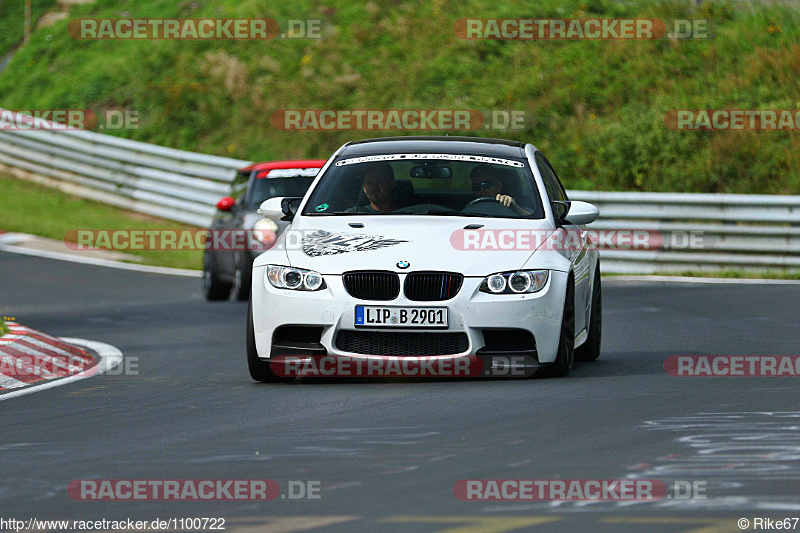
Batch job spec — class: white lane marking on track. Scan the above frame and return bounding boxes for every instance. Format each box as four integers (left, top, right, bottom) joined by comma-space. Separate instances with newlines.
0, 242, 200, 277
0, 338, 123, 401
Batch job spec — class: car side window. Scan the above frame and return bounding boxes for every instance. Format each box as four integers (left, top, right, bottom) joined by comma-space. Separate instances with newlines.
535, 153, 568, 203
231, 171, 250, 205
543, 156, 569, 202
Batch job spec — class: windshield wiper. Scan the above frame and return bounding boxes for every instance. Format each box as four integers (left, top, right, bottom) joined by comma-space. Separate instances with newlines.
410, 210, 494, 218
306, 210, 499, 218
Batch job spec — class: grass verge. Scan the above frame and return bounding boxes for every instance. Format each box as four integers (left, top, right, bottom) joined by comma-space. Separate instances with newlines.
0, 318, 8, 337
0, 0, 57, 57
1, 0, 799, 193
0, 174, 202, 270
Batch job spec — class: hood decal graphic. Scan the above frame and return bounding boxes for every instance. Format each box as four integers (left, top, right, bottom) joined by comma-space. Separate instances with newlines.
301, 230, 409, 257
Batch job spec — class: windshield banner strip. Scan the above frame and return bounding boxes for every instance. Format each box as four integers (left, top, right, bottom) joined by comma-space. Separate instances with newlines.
334, 154, 525, 167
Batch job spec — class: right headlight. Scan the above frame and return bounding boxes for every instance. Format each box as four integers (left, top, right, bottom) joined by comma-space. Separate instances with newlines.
479, 270, 549, 294
266, 265, 326, 291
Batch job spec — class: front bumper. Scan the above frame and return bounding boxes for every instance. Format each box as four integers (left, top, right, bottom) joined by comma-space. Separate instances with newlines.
251, 268, 569, 366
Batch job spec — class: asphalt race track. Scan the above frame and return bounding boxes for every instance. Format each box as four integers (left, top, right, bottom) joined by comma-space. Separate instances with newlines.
1, 249, 799, 532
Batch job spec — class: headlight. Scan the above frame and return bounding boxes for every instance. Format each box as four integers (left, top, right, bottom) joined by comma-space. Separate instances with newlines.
253, 218, 279, 244
267, 265, 326, 291
479, 270, 548, 294
509, 271, 532, 293
486, 274, 507, 294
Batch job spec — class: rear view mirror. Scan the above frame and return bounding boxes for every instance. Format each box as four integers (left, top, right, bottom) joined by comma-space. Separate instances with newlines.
410, 165, 452, 179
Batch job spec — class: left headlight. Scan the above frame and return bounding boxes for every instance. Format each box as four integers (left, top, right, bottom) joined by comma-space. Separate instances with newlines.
266, 265, 326, 291
479, 270, 549, 295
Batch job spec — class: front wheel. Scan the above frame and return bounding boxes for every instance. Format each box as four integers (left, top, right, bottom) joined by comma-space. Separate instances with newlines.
549, 278, 575, 377
203, 252, 232, 301
576, 263, 602, 362
233, 252, 253, 302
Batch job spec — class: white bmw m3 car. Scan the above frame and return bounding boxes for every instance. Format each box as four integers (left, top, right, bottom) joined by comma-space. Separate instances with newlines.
247, 136, 601, 381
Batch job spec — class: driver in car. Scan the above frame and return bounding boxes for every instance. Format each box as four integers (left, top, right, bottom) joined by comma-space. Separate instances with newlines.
346, 162, 397, 213
470, 164, 532, 216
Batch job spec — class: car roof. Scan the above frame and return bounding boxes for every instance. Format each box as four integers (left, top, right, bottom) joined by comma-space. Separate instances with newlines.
339, 136, 528, 158
238, 159, 328, 172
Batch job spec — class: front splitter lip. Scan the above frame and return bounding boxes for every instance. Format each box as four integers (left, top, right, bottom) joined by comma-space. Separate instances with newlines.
265, 353, 546, 379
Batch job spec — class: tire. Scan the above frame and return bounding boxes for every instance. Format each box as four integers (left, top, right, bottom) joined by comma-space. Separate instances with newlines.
202, 251, 232, 301
246, 297, 289, 383
233, 252, 253, 302
549, 277, 575, 377
576, 263, 602, 362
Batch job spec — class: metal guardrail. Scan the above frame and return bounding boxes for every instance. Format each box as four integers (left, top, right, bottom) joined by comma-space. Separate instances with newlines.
0, 109, 249, 227
569, 191, 800, 273
0, 108, 798, 273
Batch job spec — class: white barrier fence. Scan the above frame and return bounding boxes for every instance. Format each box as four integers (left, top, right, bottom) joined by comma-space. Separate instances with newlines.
1, 109, 798, 273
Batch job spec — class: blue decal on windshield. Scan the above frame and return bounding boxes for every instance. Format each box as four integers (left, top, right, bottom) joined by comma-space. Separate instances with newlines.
315, 203, 329, 212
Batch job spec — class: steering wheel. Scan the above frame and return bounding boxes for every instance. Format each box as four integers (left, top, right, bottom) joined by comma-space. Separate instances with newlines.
464, 196, 500, 208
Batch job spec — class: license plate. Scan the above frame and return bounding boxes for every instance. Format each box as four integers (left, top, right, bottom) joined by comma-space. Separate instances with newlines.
355, 306, 448, 328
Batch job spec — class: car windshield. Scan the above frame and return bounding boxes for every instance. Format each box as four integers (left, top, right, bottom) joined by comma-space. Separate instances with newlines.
301, 154, 544, 219
248, 176, 316, 209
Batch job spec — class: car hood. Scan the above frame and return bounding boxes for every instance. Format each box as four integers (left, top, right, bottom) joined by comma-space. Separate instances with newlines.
276, 216, 554, 276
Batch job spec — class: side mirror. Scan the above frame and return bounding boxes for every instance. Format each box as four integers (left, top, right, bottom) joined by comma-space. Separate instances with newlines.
259, 196, 303, 221
551, 200, 570, 221
216, 196, 235, 212
282, 197, 303, 219
562, 200, 599, 226
258, 197, 285, 219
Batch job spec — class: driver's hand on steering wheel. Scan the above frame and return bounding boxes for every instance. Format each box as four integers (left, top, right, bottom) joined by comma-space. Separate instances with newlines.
496, 194, 532, 216
496, 194, 516, 207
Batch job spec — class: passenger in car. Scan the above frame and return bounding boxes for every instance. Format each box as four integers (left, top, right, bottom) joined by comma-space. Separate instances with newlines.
346, 163, 398, 213
469, 164, 532, 216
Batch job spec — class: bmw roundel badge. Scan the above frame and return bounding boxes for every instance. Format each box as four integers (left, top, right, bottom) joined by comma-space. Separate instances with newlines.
397, 260, 410, 269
